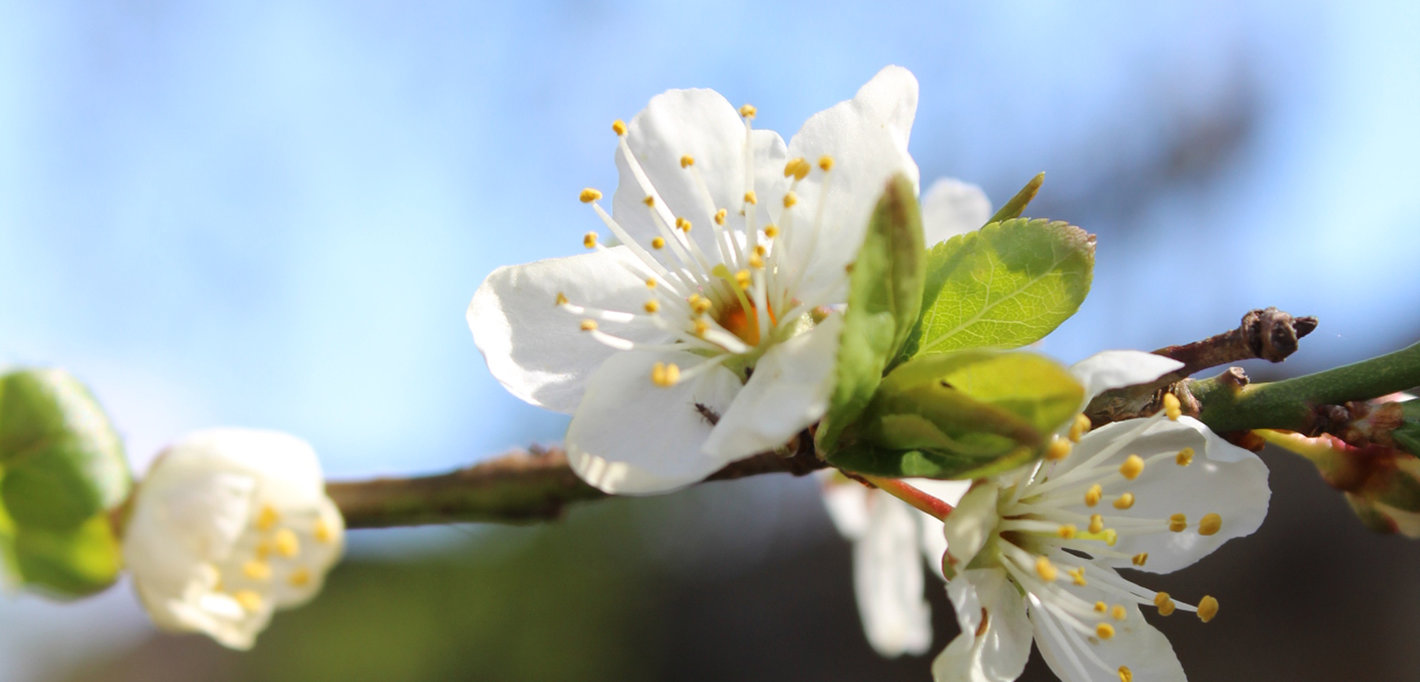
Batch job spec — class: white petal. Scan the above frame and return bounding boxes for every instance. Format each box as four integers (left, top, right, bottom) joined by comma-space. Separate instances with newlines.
1030, 570, 1186, 682
912, 479, 970, 579
1070, 350, 1183, 405
819, 472, 872, 540
781, 67, 921, 305
1067, 417, 1270, 574
942, 481, 1001, 570
611, 87, 788, 259
934, 568, 1032, 682
921, 178, 991, 245
566, 349, 742, 494
702, 315, 842, 459
468, 247, 658, 413
853, 495, 933, 657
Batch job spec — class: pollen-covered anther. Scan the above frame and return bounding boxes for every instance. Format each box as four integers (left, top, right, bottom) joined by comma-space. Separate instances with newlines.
580, 319, 598, 332
579, 188, 603, 203
555, 292, 569, 306
693, 319, 709, 337
688, 295, 712, 315
734, 269, 752, 288
650, 362, 681, 387
783, 157, 810, 180
1154, 591, 1177, 616
644, 278, 657, 288
651, 236, 665, 249
763, 224, 779, 239
314, 518, 334, 544
582, 232, 598, 249
242, 560, 271, 581
612, 119, 627, 136
748, 253, 764, 269
1069, 414, 1092, 442
1119, 454, 1145, 479
1110, 604, 1128, 621
1119, 666, 1133, 682
679, 154, 694, 168
1113, 492, 1135, 510
256, 505, 279, 532
642, 196, 655, 207
1176, 447, 1195, 466
234, 590, 263, 613
1034, 556, 1058, 582
818, 155, 834, 171
739, 103, 757, 118
675, 217, 692, 233
273, 528, 300, 558
288, 568, 311, 587
782, 191, 798, 208
743, 191, 758, 205
1163, 392, 1182, 420
1088, 514, 1104, 534
1198, 513, 1222, 536
643, 300, 660, 314
1046, 437, 1071, 461
1094, 601, 1107, 613
1057, 524, 1077, 539
753, 244, 767, 257
1067, 567, 1087, 586
714, 208, 727, 225
1169, 513, 1188, 532
1084, 483, 1103, 507
1131, 552, 1149, 567
1096, 623, 1116, 640
1197, 595, 1219, 623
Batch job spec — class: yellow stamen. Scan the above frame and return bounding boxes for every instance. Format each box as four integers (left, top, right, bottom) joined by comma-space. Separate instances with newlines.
739, 103, 757, 118
644, 278, 657, 288
1057, 524, 1077, 539
1163, 392, 1182, 420
818, 155, 835, 171
1084, 483, 1103, 507
644, 300, 660, 314
1046, 437, 1071, 461
274, 528, 300, 558
1113, 492, 1135, 510
1176, 447, 1195, 466
579, 188, 602, 203
1119, 666, 1133, 682
748, 253, 764, 269
314, 518, 334, 544
1197, 595, 1219, 623
1102, 528, 1119, 546
1155, 592, 1177, 616
1131, 552, 1149, 567
1169, 513, 1188, 532
580, 319, 598, 332
243, 560, 271, 581
1069, 414, 1091, 442
256, 505, 279, 532
743, 191, 758, 205
675, 216, 692, 232
714, 208, 727, 225
288, 568, 311, 588
651, 236, 665, 249
583, 232, 598, 249
689, 295, 712, 315
1198, 513, 1222, 536
1094, 601, 1107, 613
1096, 623, 1115, 640
1088, 514, 1104, 534
783, 157, 810, 180
1034, 556, 1058, 582
693, 319, 709, 337
1067, 567, 1087, 586
254, 540, 273, 561
650, 362, 681, 387
234, 590, 263, 613
734, 269, 751, 288
612, 119, 627, 136
679, 154, 695, 168
782, 191, 798, 208
643, 195, 655, 207
763, 224, 779, 238
1119, 454, 1144, 480
1111, 604, 1128, 621
555, 292, 569, 306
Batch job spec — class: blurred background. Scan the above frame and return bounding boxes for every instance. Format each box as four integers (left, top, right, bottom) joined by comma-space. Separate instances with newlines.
2, 1, 1419, 680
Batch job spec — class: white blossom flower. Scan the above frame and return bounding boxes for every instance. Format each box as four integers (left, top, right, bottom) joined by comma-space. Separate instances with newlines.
122, 428, 345, 650
469, 67, 920, 494
933, 354, 1271, 682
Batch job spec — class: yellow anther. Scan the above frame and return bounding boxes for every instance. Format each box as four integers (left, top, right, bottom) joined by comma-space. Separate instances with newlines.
254, 540, 273, 561
748, 253, 764, 269
782, 191, 798, 208
693, 319, 709, 336
1094, 601, 1107, 613
288, 568, 311, 588
555, 292, 569, 306
645, 278, 657, 288
580, 319, 598, 332
1131, 552, 1149, 567
1088, 514, 1104, 534
1111, 604, 1128, 621
743, 191, 758, 205
754, 244, 767, 257
1034, 556, 1058, 582
1119, 666, 1133, 682
734, 269, 752, 288
1176, 447, 1195, 466
1198, 513, 1222, 536
651, 236, 666, 249
763, 224, 779, 238
1046, 437, 1071, 461
1163, 392, 1182, 420
1069, 414, 1092, 442
234, 590, 263, 613
1154, 592, 1177, 616
739, 103, 757, 118
650, 362, 681, 387
675, 216, 692, 232
1119, 454, 1144, 480
783, 157, 810, 180
1057, 524, 1077, 539
1102, 528, 1118, 546
818, 155, 835, 171
314, 518, 334, 544
583, 232, 598, 249
643, 195, 655, 207
714, 208, 727, 225
579, 188, 603, 203
612, 119, 627, 136
274, 528, 300, 558
1113, 492, 1135, 510
644, 300, 660, 314
1169, 513, 1188, 532
1197, 595, 1219, 623
1084, 483, 1103, 507
1096, 623, 1116, 640
243, 560, 272, 581
680, 154, 695, 168
689, 295, 712, 315
1067, 567, 1087, 586
256, 504, 279, 532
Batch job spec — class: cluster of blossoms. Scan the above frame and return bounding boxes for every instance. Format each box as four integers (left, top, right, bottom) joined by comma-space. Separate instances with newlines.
122, 428, 345, 649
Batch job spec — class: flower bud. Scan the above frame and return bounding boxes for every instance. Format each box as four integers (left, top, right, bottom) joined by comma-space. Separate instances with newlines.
1257, 429, 1420, 537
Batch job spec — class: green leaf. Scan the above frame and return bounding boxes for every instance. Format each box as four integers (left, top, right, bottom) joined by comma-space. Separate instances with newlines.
828, 350, 1084, 479
987, 172, 1045, 223
900, 218, 1094, 359
815, 174, 926, 454
0, 369, 130, 597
